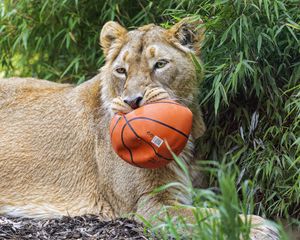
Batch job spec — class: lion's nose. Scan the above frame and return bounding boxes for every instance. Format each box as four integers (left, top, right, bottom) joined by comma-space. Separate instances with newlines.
124, 95, 143, 109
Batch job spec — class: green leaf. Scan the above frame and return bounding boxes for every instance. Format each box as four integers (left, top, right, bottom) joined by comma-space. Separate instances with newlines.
257, 35, 262, 53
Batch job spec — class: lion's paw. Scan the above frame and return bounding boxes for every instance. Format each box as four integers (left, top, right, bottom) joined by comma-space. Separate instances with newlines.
143, 87, 170, 104
110, 96, 132, 114
248, 216, 279, 240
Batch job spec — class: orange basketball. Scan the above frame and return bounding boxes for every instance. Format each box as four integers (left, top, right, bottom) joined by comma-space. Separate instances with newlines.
109, 100, 193, 169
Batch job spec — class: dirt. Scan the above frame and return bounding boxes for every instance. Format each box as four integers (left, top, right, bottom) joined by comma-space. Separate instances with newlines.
0, 215, 157, 240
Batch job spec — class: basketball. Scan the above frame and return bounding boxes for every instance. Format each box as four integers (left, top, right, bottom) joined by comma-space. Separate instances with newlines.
109, 100, 193, 169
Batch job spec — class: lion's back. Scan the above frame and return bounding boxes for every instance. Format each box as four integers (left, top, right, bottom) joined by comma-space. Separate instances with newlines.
0, 77, 74, 112
0, 77, 72, 100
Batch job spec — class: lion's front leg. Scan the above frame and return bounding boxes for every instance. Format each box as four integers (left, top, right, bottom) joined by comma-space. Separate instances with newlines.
240, 215, 279, 240
135, 193, 279, 240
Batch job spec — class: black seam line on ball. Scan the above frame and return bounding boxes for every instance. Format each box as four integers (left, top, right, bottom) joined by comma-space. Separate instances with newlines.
120, 118, 139, 168
110, 115, 122, 139
127, 117, 189, 139
124, 115, 173, 161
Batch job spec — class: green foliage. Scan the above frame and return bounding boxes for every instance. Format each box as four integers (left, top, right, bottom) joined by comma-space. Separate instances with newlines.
0, 0, 171, 82
194, 0, 300, 220
0, 0, 299, 224
139, 157, 288, 239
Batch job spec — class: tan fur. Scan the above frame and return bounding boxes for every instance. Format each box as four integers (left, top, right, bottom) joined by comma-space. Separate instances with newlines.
0, 19, 277, 239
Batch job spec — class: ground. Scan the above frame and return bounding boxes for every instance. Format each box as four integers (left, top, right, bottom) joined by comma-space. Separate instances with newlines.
0, 215, 156, 239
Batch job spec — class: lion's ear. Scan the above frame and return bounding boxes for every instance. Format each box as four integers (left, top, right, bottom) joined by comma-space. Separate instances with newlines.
168, 17, 205, 55
100, 21, 127, 56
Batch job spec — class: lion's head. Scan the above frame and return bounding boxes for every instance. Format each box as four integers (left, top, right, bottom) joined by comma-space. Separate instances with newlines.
100, 18, 206, 139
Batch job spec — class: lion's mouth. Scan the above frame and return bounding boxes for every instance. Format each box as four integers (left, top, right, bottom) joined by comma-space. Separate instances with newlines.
111, 87, 172, 114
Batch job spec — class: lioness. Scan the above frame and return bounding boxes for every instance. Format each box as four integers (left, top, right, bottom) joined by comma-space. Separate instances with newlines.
0, 19, 277, 239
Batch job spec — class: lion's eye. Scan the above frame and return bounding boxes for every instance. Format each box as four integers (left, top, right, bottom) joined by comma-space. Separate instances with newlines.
116, 67, 126, 74
154, 60, 168, 69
